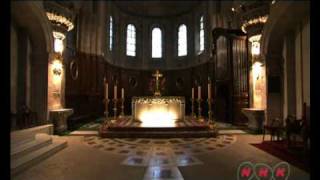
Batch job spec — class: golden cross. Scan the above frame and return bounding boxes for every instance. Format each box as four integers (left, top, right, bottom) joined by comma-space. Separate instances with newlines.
152, 70, 163, 82
152, 70, 163, 96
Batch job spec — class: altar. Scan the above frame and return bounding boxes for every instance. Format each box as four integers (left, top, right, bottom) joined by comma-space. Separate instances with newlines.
99, 69, 217, 138
132, 96, 185, 127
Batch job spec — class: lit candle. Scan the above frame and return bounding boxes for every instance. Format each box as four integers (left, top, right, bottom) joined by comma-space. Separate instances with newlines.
208, 82, 211, 99
192, 88, 194, 99
105, 83, 108, 99
121, 88, 124, 99
198, 86, 201, 100
114, 85, 117, 99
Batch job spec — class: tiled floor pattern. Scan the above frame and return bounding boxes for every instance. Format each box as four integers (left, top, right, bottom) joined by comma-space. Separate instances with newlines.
83, 135, 236, 179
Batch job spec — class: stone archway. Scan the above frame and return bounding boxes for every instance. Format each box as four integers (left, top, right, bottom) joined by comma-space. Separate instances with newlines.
260, 1, 309, 121
11, 2, 54, 127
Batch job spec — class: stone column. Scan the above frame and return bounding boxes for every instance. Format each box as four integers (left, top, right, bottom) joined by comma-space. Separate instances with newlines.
30, 51, 50, 124
16, 28, 29, 109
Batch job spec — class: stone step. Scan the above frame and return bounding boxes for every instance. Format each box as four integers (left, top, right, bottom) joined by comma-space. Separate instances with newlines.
11, 134, 52, 160
11, 138, 67, 176
69, 130, 98, 136
218, 129, 248, 135
11, 124, 53, 147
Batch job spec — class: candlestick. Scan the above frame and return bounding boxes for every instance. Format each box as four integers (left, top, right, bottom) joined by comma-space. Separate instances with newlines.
190, 97, 196, 118
192, 88, 194, 99
103, 98, 110, 120
207, 98, 213, 122
114, 85, 117, 99
121, 88, 124, 99
198, 86, 201, 100
119, 98, 125, 118
105, 83, 108, 99
208, 83, 211, 99
113, 98, 118, 120
197, 98, 203, 120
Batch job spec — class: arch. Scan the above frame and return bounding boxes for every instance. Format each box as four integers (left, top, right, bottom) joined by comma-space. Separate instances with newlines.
261, 1, 309, 57
260, 1, 309, 121
11, 1, 54, 124
11, 2, 53, 54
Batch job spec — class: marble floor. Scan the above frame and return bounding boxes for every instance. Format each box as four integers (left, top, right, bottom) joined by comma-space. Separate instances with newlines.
12, 134, 310, 180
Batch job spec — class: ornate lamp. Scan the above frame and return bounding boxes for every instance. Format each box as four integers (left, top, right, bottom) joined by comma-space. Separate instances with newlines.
44, 2, 75, 55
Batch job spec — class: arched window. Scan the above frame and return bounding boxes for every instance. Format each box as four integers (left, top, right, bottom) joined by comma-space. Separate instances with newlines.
126, 24, 136, 57
152, 27, 162, 58
109, 16, 113, 51
199, 16, 204, 53
178, 24, 187, 56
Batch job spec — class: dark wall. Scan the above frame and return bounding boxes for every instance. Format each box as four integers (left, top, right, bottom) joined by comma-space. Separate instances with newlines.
65, 52, 105, 120
65, 52, 214, 121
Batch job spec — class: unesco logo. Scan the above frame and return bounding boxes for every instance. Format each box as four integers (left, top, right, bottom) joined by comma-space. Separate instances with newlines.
237, 161, 290, 180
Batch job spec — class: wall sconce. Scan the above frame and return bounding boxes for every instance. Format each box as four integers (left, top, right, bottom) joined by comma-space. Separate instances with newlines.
53, 31, 65, 54
249, 34, 262, 56
52, 60, 62, 76
252, 62, 263, 80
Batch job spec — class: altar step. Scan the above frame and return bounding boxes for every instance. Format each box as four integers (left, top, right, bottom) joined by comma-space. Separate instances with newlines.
11, 125, 67, 176
99, 118, 218, 138
100, 130, 217, 138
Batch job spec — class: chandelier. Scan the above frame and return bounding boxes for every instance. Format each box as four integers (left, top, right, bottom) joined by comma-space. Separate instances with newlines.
46, 12, 74, 32
231, 2, 270, 36
44, 1, 75, 34
241, 15, 268, 34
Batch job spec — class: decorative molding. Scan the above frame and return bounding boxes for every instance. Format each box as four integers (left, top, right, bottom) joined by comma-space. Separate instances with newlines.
132, 96, 185, 104
70, 60, 79, 80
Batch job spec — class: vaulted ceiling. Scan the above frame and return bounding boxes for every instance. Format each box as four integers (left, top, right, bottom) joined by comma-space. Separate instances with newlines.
113, 1, 202, 17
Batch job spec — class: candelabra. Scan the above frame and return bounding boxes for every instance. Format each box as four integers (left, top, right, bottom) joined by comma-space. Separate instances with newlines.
190, 98, 197, 118
207, 98, 213, 122
197, 98, 203, 120
113, 98, 118, 120
119, 98, 125, 118
103, 98, 110, 120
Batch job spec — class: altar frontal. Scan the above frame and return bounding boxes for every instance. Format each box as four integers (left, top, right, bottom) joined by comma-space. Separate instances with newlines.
132, 96, 185, 127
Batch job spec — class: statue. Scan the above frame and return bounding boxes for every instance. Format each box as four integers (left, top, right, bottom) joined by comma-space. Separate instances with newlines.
152, 70, 163, 96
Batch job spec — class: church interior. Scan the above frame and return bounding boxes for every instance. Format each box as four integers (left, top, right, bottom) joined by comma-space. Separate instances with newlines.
10, 1, 310, 179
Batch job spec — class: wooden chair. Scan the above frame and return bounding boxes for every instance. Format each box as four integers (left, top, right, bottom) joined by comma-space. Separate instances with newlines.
302, 103, 310, 163
286, 115, 303, 148
286, 103, 310, 155
262, 117, 284, 141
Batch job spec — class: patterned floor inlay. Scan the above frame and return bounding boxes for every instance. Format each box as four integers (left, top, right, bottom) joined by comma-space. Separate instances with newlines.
83, 135, 236, 157
122, 156, 148, 166
143, 166, 184, 180
83, 135, 236, 179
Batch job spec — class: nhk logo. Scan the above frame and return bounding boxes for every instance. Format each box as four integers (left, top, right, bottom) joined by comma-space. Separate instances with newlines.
237, 161, 290, 180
